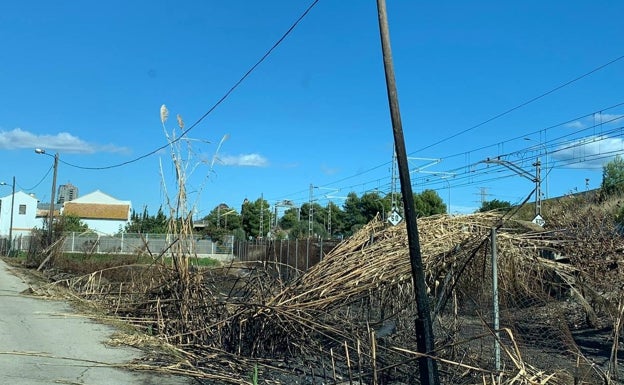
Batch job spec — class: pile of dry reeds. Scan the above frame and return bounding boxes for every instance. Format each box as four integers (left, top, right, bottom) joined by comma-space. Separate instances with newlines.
49, 210, 612, 384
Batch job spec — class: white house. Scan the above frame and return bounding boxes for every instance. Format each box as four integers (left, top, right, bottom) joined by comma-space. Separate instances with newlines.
61, 190, 131, 235
0, 191, 39, 238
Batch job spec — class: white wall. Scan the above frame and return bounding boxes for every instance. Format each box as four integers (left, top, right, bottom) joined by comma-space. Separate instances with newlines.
81, 219, 127, 235
0, 192, 38, 237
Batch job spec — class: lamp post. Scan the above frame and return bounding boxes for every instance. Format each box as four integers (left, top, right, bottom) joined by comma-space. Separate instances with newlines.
0, 176, 15, 254
35, 149, 59, 244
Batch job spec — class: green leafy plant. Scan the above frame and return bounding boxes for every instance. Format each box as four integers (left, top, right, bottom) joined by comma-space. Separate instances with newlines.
250, 364, 258, 385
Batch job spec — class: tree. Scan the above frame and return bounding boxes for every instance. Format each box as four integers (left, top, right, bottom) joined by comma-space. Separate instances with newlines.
325, 201, 346, 237
342, 192, 366, 235
478, 199, 512, 213
360, 191, 388, 222
601, 155, 624, 196
288, 219, 327, 239
241, 198, 271, 239
58, 214, 89, 233
414, 189, 446, 217
279, 207, 300, 230
299, 201, 326, 237
199, 204, 242, 242
125, 206, 168, 233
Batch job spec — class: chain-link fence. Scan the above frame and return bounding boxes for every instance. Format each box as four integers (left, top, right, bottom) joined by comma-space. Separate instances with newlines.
1, 232, 235, 257
429, 226, 623, 383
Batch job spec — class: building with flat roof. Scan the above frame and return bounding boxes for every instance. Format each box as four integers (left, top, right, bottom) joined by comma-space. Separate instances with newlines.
57, 183, 78, 204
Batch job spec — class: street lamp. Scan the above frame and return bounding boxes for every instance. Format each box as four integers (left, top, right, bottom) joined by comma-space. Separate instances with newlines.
35, 148, 59, 244
0, 176, 15, 254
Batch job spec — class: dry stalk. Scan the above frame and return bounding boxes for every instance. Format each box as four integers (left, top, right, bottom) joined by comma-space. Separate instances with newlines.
608, 296, 624, 381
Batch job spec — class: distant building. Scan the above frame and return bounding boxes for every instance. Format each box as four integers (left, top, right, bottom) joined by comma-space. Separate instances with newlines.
61, 190, 131, 235
57, 183, 78, 204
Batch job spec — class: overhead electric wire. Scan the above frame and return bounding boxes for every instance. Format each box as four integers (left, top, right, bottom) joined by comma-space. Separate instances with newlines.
60, 0, 320, 171
287, 56, 624, 197
311, 104, 624, 204
17, 165, 54, 192
42, 8, 623, 206
435, 101, 624, 164
411, 54, 624, 154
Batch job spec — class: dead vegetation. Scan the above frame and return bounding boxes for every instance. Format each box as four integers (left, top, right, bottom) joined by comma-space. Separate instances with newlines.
19, 107, 624, 384
24, 201, 623, 384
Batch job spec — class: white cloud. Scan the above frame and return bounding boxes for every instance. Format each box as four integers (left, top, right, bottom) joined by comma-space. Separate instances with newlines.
551, 135, 624, 168
565, 121, 585, 129
0, 128, 129, 154
565, 113, 624, 130
321, 163, 340, 175
217, 153, 268, 167
595, 113, 624, 124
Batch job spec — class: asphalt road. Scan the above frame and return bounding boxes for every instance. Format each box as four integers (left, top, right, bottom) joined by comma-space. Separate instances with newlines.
0, 259, 192, 385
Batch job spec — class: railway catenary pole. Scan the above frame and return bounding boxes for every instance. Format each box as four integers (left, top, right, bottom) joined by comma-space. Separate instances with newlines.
375, 1, 440, 384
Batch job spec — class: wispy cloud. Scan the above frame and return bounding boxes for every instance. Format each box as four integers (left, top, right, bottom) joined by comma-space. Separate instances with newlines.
551, 135, 624, 168
596, 113, 624, 123
564, 113, 624, 130
565, 121, 585, 129
321, 163, 340, 175
0, 128, 129, 154
217, 153, 269, 167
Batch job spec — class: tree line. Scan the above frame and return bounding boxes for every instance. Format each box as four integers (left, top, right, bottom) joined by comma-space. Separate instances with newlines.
125, 189, 447, 242
58, 155, 624, 239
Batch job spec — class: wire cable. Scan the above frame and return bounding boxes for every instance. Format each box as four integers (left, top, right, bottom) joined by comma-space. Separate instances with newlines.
17, 165, 54, 192
411, 54, 624, 154
61, 0, 320, 171
297, 103, 624, 204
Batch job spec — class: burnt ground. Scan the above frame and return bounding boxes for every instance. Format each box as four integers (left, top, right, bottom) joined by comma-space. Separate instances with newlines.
4, 256, 623, 385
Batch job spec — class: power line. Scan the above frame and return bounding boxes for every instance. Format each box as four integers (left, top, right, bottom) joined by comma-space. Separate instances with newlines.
306, 103, 624, 203
17, 165, 54, 192
61, 0, 320, 171
437, 101, 624, 164
411, 54, 624, 154
280, 92, 624, 198
290, 60, 624, 210
307, 127, 624, 208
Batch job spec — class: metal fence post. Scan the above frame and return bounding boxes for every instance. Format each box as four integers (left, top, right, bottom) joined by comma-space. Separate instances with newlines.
491, 227, 501, 371
305, 238, 310, 270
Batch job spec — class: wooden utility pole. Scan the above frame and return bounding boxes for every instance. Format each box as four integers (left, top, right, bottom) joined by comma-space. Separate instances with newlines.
375, 1, 440, 384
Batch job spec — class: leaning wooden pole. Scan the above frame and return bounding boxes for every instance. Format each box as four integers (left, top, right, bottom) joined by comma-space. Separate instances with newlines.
375, 1, 440, 384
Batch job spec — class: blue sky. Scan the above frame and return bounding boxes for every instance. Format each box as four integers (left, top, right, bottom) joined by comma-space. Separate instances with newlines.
1, 1, 623, 220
